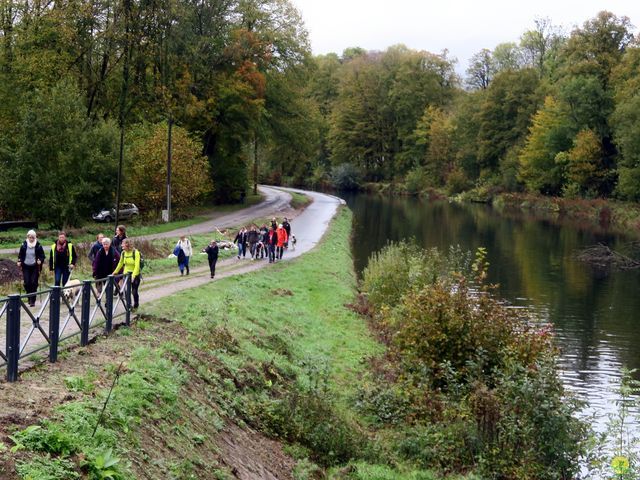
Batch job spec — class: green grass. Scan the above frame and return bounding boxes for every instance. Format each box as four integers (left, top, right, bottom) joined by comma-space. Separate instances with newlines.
4, 206, 475, 478
289, 191, 312, 210
144, 207, 378, 399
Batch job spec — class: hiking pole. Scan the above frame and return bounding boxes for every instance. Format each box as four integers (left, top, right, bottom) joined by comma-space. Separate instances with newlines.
92, 361, 125, 438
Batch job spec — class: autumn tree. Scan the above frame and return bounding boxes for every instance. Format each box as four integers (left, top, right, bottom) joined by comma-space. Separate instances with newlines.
126, 122, 211, 211
518, 96, 572, 194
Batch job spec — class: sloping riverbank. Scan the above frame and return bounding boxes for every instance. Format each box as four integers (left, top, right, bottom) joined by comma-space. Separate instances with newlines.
1, 207, 477, 479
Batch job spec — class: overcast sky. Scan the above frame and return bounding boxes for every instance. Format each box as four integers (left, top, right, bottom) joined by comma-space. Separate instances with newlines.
289, 0, 640, 71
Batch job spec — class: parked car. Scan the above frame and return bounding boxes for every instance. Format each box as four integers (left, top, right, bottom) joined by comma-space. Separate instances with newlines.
92, 203, 139, 222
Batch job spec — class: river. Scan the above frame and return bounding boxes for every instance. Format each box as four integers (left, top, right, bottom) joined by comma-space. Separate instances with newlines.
343, 192, 640, 429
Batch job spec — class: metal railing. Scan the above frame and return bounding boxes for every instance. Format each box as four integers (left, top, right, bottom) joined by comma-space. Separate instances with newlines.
0, 274, 132, 382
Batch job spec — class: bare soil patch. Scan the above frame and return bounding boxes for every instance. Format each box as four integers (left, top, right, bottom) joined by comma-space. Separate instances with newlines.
0, 259, 21, 284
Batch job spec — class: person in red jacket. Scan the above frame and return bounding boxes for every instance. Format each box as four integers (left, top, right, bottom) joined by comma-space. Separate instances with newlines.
276, 223, 288, 260
267, 226, 278, 263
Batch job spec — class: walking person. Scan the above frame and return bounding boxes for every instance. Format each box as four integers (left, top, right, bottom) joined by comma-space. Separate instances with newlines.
113, 238, 141, 309
267, 225, 278, 263
282, 217, 291, 248
112, 225, 127, 254
175, 235, 192, 275
276, 223, 288, 260
247, 226, 259, 259
17, 230, 45, 307
234, 227, 247, 259
92, 237, 120, 293
204, 240, 219, 279
260, 224, 269, 259
49, 232, 77, 287
87, 233, 105, 263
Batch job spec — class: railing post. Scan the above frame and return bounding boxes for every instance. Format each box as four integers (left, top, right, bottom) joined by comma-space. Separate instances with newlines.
80, 281, 91, 346
125, 273, 132, 326
105, 276, 114, 333
49, 287, 61, 363
6, 295, 21, 382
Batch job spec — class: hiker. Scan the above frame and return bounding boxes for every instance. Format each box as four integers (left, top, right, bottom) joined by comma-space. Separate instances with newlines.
93, 237, 120, 293
175, 235, 192, 275
204, 240, 219, 279
234, 227, 248, 259
113, 238, 141, 309
270, 217, 277, 230
112, 225, 127, 254
282, 217, 291, 248
87, 233, 105, 263
267, 225, 278, 263
49, 232, 77, 287
247, 226, 259, 259
276, 223, 288, 260
17, 230, 45, 307
258, 224, 269, 259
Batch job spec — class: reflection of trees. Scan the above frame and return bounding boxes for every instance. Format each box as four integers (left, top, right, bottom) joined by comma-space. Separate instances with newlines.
346, 193, 640, 393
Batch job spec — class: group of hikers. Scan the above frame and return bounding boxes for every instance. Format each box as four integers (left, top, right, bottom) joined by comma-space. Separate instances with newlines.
14, 215, 294, 309
234, 217, 292, 263
173, 216, 293, 280
16, 225, 140, 308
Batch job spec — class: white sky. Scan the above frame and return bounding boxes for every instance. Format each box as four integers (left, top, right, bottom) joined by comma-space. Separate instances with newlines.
290, 0, 640, 72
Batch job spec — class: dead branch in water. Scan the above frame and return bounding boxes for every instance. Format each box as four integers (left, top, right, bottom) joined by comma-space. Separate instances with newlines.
577, 243, 640, 270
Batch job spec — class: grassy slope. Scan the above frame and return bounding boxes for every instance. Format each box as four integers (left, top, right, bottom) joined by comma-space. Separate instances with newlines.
3, 206, 474, 479
144, 207, 379, 400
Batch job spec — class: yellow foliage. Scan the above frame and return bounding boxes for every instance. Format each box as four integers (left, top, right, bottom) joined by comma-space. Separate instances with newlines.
126, 123, 212, 211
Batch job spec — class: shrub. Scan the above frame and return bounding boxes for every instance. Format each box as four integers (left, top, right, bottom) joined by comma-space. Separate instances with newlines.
362, 245, 588, 478
331, 163, 363, 191
445, 167, 470, 195
362, 241, 471, 311
404, 167, 429, 195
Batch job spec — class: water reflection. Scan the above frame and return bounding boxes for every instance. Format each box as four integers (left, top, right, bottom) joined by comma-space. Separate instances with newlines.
344, 192, 640, 425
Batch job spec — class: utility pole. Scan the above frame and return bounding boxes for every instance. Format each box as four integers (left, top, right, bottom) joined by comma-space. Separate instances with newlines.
253, 133, 258, 196
115, 0, 132, 229
166, 117, 172, 222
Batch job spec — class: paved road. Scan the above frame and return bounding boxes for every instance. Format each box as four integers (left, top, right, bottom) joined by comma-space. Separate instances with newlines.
0, 186, 293, 255
0, 188, 344, 361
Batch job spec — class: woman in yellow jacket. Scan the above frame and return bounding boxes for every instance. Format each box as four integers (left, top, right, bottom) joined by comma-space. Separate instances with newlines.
113, 238, 141, 309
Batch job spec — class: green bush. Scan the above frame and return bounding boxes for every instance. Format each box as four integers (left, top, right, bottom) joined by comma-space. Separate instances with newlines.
361, 245, 588, 479
616, 166, 640, 201
16, 454, 80, 480
445, 167, 471, 195
328, 461, 445, 479
331, 163, 363, 191
396, 423, 479, 473
362, 241, 471, 311
257, 384, 364, 467
404, 167, 429, 195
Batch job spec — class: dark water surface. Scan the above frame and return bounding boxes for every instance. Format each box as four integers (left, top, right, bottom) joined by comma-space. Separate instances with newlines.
343, 192, 640, 423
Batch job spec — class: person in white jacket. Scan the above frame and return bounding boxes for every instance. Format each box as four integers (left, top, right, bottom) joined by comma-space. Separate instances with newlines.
176, 235, 193, 275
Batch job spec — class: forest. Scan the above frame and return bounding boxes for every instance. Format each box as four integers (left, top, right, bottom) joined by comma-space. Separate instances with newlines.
0, 1, 638, 226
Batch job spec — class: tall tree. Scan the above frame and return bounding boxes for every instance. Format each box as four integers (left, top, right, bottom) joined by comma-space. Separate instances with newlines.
466, 48, 494, 90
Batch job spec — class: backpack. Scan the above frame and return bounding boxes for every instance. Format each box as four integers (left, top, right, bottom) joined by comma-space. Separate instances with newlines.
127, 248, 144, 271
135, 249, 145, 271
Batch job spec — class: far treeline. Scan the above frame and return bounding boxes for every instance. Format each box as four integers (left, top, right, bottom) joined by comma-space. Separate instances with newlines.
0, 4, 638, 226
312, 12, 640, 201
